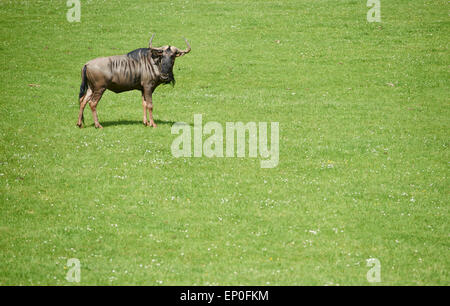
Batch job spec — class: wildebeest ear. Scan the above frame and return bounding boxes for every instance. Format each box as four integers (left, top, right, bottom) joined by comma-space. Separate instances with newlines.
150, 49, 164, 56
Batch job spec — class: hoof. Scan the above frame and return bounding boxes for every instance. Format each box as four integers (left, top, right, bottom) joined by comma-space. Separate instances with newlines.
144, 121, 156, 127
76, 123, 82, 128
95, 124, 103, 129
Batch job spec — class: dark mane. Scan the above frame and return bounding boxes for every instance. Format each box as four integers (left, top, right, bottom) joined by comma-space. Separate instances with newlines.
126, 48, 150, 61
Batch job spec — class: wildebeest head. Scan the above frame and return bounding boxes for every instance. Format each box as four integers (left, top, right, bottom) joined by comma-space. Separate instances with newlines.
149, 35, 191, 86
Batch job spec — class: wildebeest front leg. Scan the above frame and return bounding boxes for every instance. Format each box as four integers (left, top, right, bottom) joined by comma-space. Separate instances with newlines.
142, 94, 148, 126
143, 90, 157, 128
89, 89, 105, 129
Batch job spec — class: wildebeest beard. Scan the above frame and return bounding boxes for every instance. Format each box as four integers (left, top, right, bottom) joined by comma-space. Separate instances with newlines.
161, 59, 175, 86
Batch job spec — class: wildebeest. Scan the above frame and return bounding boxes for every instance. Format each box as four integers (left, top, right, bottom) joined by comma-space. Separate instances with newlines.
77, 34, 191, 128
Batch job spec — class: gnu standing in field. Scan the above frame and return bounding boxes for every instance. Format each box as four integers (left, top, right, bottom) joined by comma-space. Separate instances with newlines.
77, 34, 191, 128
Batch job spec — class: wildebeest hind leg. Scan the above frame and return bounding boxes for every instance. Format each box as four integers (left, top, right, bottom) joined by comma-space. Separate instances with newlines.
77, 88, 92, 128
89, 89, 105, 129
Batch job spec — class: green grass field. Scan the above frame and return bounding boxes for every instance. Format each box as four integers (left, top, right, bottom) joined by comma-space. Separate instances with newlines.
0, 0, 448, 285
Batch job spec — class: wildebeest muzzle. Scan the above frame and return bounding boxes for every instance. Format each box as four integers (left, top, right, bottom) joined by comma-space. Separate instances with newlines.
160, 57, 175, 85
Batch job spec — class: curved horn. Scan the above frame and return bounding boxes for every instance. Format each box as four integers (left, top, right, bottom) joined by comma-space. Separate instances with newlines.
148, 34, 164, 52
176, 38, 191, 56
148, 34, 155, 49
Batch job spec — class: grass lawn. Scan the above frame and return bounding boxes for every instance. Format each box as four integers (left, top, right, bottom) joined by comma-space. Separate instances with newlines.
0, 0, 448, 285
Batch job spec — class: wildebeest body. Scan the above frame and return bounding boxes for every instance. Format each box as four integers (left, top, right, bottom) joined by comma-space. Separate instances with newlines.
77, 35, 190, 128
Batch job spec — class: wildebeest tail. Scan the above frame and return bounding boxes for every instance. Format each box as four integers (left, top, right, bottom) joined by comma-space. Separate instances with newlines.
79, 65, 88, 100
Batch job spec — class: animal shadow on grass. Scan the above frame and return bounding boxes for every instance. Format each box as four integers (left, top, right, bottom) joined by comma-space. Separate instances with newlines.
95, 119, 178, 128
